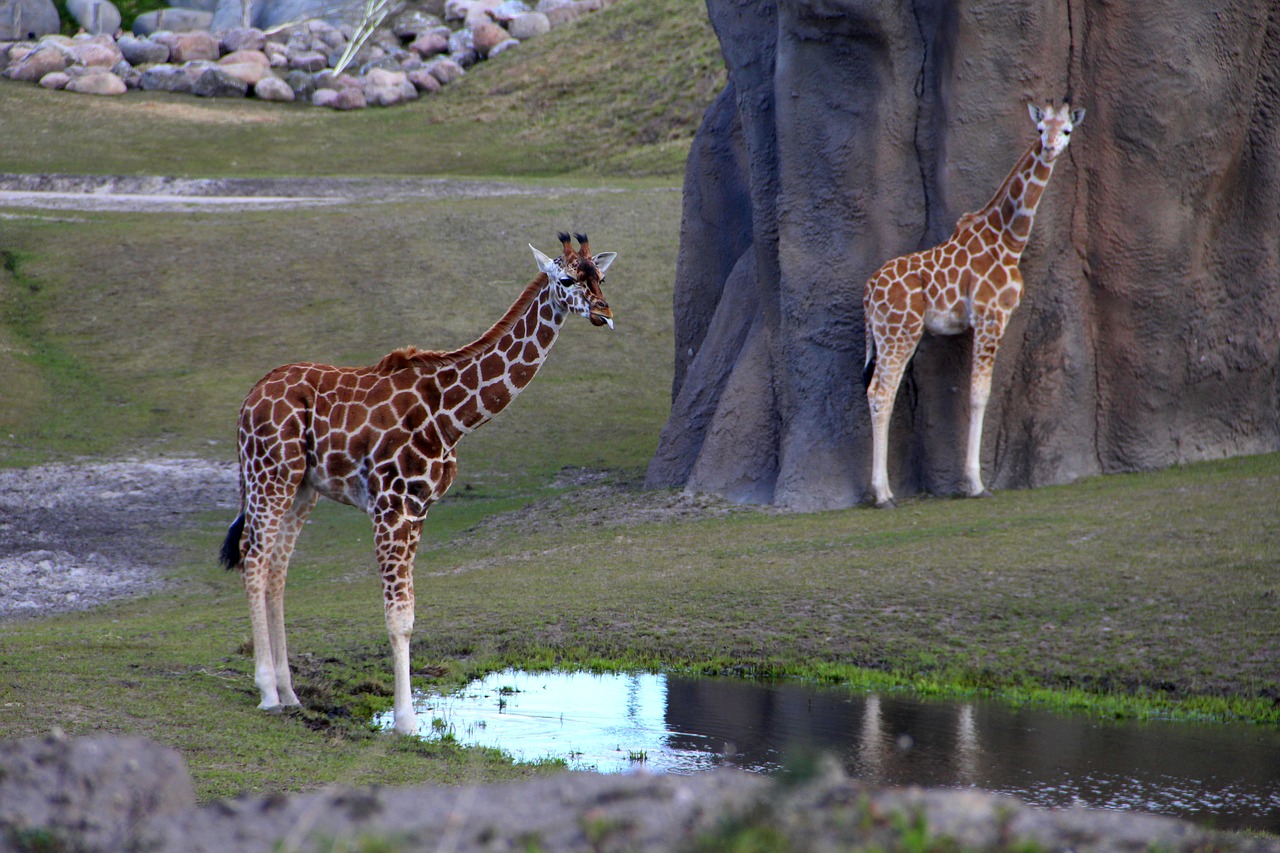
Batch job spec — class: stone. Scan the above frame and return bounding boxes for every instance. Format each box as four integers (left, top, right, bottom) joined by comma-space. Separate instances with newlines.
486, 37, 517, 58
192, 64, 247, 96
406, 67, 439, 93
253, 73, 292, 100
219, 47, 268, 68
162, 30, 218, 62
131, 8, 213, 34
507, 11, 548, 40
470, 21, 509, 57
407, 31, 446, 58
0, 0, 60, 40
37, 68, 67, 87
216, 59, 267, 85
286, 47, 326, 71
448, 47, 475, 67
280, 67, 312, 97
442, 0, 470, 21
647, 0, 1280, 509
116, 34, 170, 65
3, 42, 68, 81
219, 26, 264, 53
425, 56, 462, 84
65, 0, 121, 34
313, 85, 364, 109
65, 69, 126, 93
489, 0, 529, 22
461, 0, 500, 28
391, 8, 441, 39
138, 62, 193, 92
262, 40, 286, 65
67, 34, 122, 67
542, 0, 595, 28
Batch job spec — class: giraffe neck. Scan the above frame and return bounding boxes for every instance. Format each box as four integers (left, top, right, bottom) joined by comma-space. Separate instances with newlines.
424, 273, 566, 441
979, 138, 1058, 257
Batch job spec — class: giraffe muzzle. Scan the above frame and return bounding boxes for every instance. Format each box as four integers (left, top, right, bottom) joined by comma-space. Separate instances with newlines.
589, 303, 614, 329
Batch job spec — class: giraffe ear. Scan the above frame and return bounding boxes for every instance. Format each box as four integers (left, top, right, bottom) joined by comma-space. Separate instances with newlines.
1070, 107, 1086, 126
1028, 103, 1045, 124
593, 252, 617, 275
529, 244, 557, 275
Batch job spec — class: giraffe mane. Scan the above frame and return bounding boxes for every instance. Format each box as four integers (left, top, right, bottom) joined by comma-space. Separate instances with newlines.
373, 273, 550, 373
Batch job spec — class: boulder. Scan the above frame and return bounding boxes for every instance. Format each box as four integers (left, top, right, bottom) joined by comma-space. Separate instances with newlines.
487, 37, 517, 58
312, 85, 364, 109
67, 34, 122, 67
65, 69, 126, 93
262, 40, 286, 65
489, 0, 529, 22
280, 67, 312, 97
507, 11, 548, 40
391, 8, 441, 39
462, 0, 500, 28
116, 34, 169, 64
137, 61, 195, 91
65, 0, 122, 34
285, 47, 325, 71
470, 21, 510, 57
219, 26, 264, 53
3, 41, 68, 81
406, 66, 440, 93
192, 64, 247, 96
131, 8, 213, 34
37, 68, 67, 86
542, 0, 601, 28
0, 0, 59, 39
425, 56, 462, 84
647, 0, 1280, 509
163, 29, 217, 62
253, 72, 292, 100
407, 31, 447, 58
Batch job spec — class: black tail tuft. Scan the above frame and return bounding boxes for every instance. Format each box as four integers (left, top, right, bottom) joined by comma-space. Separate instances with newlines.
862, 339, 877, 390
219, 513, 246, 570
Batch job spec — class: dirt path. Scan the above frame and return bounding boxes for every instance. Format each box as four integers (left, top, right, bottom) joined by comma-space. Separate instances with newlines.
0, 174, 625, 213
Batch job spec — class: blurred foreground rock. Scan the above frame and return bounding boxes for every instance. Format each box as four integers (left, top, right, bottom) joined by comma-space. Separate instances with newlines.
0, 733, 1271, 852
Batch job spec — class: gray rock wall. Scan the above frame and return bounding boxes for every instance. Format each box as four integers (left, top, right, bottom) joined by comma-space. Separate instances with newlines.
647, 0, 1280, 509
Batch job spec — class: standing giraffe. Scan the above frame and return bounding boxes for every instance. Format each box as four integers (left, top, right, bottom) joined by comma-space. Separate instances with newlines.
219, 234, 616, 735
862, 101, 1084, 508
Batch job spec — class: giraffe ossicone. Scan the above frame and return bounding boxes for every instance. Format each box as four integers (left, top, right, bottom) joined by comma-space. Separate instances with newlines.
862, 100, 1084, 508
220, 233, 616, 735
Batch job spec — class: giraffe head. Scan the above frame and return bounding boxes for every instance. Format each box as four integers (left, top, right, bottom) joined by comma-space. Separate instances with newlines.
1028, 100, 1085, 160
529, 233, 617, 329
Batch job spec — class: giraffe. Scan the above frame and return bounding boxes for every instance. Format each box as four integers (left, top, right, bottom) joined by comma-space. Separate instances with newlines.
862, 101, 1084, 508
218, 233, 616, 735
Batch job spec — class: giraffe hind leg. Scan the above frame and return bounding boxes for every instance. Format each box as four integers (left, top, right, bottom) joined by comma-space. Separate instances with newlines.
264, 485, 319, 707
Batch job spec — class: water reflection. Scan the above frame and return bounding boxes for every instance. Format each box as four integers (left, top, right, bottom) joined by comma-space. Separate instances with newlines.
383, 670, 1280, 832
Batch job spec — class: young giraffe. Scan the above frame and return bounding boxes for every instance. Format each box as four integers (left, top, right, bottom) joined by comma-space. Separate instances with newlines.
862, 101, 1084, 508
219, 234, 616, 735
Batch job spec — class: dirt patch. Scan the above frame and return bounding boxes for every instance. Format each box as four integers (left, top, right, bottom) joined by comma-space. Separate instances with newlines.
0, 458, 238, 619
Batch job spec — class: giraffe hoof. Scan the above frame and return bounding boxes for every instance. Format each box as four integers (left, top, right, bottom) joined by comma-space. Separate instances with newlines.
969, 489, 995, 500
874, 497, 899, 509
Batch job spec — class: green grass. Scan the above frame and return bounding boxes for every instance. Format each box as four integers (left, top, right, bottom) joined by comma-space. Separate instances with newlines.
0, 0, 1277, 808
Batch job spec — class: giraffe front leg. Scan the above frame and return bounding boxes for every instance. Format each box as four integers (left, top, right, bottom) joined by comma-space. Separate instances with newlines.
965, 320, 1004, 499
372, 499, 423, 736
866, 335, 918, 509
241, 540, 283, 711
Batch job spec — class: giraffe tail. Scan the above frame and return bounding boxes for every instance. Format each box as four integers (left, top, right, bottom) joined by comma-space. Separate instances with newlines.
219, 512, 246, 570
862, 336, 877, 391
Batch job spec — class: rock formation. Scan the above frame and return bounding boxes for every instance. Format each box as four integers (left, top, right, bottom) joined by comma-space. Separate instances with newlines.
647, 0, 1280, 509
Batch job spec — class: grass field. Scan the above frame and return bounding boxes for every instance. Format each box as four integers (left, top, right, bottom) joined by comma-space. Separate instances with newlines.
1, 0, 1278, 808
